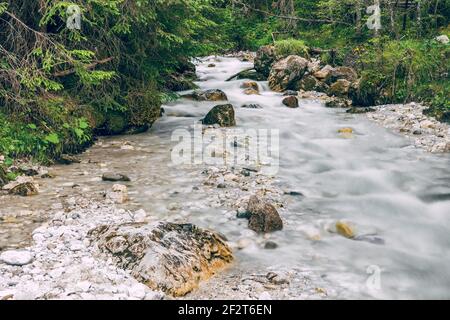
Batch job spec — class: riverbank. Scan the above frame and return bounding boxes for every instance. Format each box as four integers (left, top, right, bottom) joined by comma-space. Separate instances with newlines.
366, 103, 450, 153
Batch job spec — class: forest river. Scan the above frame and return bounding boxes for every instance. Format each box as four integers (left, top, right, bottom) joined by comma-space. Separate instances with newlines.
1, 56, 450, 299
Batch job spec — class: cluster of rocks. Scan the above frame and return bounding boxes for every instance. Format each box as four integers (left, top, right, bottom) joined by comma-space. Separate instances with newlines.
254, 45, 358, 109
367, 103, 450, 153
0, 194, 234, 299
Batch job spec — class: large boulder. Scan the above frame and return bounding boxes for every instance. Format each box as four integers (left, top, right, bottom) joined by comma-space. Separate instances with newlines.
202, 104, 236, 127
246, 196, 283, 233
89, 222, 233, 297
325, 66, 358, 84
268, 55, 309, 92
254, 45, 277, 77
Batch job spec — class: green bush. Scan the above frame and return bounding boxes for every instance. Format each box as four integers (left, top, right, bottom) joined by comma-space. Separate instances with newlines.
274, 39, 309, 58
355, 38, 450, 106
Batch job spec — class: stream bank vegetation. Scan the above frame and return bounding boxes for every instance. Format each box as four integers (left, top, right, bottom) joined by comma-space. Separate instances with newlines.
0, 0, 449, 171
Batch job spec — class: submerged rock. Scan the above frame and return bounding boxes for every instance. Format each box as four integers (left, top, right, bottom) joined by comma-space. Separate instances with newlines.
241, 104, 262, 109
241, 81, 259, 91
102, 173, 131, 182
202, 104, 236, 127
264, 241, 278, 250
246, 196, 283, 233
89, 222, 233, 297
268, 55, 309, 92
282, 96, 299, 108
244, 88, 260, 95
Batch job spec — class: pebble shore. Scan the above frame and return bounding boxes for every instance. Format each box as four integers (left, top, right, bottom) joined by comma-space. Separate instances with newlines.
367, 103, 450, 153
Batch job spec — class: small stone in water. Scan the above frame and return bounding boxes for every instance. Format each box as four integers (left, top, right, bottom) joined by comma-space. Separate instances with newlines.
338, 127, 354, 134
264, 241, 278, 250
284, 191, 304, 197
354, 234, 385, 245
236, 209, 251, 219
102, 173, 130, 182
335, 221, 355, 239
241, 169, 251, 177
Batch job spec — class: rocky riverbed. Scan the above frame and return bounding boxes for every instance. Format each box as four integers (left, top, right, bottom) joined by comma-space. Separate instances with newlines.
1, 54, 450, 300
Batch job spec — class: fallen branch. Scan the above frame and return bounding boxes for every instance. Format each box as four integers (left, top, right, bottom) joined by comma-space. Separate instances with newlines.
225, 67, 254, 81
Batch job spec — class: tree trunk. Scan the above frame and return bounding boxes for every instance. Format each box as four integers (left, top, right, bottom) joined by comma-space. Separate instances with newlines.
355, 0, 362, 35
403, 0, 410, 31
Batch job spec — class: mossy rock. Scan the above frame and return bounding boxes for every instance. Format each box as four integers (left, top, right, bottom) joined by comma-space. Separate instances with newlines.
202, 104, 236, 127
236, 69, 267, 81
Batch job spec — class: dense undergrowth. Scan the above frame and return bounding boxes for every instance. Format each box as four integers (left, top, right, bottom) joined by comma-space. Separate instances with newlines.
0, 0, 449, 169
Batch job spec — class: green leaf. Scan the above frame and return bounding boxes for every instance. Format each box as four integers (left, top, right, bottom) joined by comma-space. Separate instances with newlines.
45, 133, 60, 144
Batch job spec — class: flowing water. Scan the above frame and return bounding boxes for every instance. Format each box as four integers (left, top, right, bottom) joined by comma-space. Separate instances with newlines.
1, 56, 449, 299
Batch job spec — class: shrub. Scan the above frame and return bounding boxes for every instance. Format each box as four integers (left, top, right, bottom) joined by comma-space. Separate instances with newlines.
355, 38, 450, 106
274, 39, 309, 58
